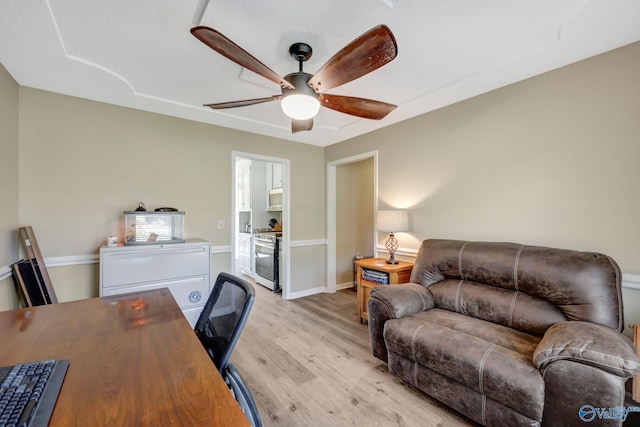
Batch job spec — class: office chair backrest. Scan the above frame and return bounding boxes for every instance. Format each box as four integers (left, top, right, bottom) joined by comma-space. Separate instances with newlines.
194, 272, 256, 373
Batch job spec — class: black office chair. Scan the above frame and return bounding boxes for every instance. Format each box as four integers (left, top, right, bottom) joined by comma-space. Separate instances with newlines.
194, 272, 256, 374
224, 363, 262, 427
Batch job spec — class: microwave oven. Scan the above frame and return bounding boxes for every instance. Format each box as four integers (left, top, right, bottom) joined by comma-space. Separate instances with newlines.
268, 188, 283, 211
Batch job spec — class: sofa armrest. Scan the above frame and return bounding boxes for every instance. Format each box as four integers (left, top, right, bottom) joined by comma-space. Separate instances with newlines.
368, 283, 434, 362
369, 283, 435, 319
533, 321, 640, 378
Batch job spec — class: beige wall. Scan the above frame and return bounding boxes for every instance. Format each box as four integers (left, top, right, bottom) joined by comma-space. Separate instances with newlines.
0, 64, 19, 267
0, 276, 20, 311
0, 86, 325, 310
336, 158, 374, 285
2, 42, 639, 322
18, 88, 325, 254
326, 41, 640, 330
326, 42, 640, 273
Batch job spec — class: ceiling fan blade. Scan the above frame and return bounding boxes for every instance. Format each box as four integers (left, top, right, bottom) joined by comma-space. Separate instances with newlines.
308, 25, 397, 93
204, 95, 281, 109
292, 118, 313, 133
319, 94, 396, 120
191, 26, 294, 90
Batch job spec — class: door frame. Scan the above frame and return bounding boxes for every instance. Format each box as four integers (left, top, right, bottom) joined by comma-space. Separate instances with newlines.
326, 150, 378, 292
231, 151, 291, 299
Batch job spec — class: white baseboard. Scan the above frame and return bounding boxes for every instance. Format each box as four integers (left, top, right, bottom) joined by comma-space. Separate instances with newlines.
336, 281, 355, 290
286, 286, 327, 299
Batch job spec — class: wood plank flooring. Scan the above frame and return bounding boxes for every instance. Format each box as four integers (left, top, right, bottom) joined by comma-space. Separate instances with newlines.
232, 283, 478, 427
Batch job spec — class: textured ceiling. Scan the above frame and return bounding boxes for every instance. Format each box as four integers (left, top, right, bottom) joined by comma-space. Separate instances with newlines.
1, 1, 639, 147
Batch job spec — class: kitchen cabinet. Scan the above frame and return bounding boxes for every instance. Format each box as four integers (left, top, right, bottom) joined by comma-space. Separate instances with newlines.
236, 232, 253, 276
237, 158, 251, 211
99, 239, 211, 327
267, 162, 283, 190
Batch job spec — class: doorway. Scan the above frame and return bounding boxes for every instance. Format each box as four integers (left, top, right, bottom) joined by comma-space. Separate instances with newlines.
327, 151, 378, 293
232, 152, 290, 299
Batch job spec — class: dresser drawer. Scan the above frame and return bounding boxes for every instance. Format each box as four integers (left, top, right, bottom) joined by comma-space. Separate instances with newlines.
183, 306, 205, 328
101, 244, 210, 288
102, 275, 210, 310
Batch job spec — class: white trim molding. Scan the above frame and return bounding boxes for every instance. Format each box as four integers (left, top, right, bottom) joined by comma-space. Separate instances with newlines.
291, 239, 327, 248
375, 245, 418, 260
210, 245, 232, 254
336, 281, 355, 291
43, 254, 98, 267
287, 286, 327, 299
0, 264, 12, 281
3, 256, 638, 292
622, 273, 640, 290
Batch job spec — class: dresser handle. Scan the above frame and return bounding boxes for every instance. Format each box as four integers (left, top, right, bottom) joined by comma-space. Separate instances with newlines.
188, 290, 203, 304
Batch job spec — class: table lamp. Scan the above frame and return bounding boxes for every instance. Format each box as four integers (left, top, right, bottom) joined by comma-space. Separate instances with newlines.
376, 210, 409, 264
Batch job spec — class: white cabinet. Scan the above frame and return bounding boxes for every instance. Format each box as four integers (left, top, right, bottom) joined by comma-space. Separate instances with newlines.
236, 233, 253, 276
272, 163, 282, 189
100, 239, 211, 327
237, 158, 251, 211
266, 162, 283, 190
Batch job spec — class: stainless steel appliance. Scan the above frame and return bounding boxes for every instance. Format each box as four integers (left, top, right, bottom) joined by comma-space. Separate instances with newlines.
253, 232, 281, 291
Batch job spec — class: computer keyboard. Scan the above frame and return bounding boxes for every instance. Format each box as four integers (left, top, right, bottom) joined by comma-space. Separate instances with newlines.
0, 360, 69, 427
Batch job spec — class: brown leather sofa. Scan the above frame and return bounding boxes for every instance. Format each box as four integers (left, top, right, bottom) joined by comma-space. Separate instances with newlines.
368, 239, 640, 427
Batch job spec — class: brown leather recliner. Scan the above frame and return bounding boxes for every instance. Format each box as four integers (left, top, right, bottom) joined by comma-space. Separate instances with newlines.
368, 239, 640, 427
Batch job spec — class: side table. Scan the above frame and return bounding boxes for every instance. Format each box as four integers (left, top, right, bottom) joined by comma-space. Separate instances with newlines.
632, 325, 640, 402
354, 258, 414, 324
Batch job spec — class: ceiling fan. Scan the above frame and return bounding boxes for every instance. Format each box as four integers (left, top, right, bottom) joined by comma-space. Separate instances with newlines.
190, 24, 398, 133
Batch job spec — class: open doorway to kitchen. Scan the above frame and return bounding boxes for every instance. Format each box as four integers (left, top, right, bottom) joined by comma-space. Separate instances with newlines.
232, 152, 290, 299
327, 151, 378, 293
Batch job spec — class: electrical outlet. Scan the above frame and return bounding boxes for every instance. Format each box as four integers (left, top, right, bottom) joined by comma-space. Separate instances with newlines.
217, 219, 224, 230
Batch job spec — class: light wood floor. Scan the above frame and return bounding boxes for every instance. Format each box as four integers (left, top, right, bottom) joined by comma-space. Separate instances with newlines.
232, 283, 478, 427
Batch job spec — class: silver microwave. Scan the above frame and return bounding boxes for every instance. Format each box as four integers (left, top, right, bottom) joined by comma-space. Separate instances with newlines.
268, 188, 283, 211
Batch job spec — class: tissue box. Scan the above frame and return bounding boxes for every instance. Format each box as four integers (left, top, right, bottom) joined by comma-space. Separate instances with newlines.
124, 211, 185, 245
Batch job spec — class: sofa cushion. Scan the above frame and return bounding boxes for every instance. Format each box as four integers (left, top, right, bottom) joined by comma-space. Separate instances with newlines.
384, 309, 544, 421
426, 279, 566, 337
410, 240, 623, 332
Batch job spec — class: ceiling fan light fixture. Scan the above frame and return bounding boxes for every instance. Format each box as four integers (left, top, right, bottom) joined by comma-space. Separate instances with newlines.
281, 94, 320, 120
280, 72, 320, 120
192, 26, 398, 133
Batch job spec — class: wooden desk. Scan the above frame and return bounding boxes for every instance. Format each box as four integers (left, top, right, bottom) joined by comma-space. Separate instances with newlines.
0, 288, 249, 427
354, 258, 414, 323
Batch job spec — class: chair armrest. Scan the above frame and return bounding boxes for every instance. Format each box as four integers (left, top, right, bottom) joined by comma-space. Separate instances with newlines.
367, 283, 434, 362
533, 321, 640, 378
369, 283, 435, 319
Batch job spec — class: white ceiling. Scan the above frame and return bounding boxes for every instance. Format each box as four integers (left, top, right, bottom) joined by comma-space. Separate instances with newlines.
1, 1, 639, 147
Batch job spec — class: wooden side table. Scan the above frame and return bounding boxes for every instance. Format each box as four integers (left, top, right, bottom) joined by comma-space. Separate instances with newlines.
631, 325, 640, 402
354, 258, 414, 323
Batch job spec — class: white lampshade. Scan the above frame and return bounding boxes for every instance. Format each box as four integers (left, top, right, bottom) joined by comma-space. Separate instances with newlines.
376, 210, 409, 232
281, 94, 321, 120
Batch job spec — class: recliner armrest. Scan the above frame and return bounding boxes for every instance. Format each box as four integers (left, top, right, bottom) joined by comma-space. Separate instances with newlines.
533, 321, 640, 378
367, 284, 434, 362
369, 283, 435, 319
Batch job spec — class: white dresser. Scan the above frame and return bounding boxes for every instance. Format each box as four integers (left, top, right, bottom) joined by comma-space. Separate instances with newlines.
99, 239, 211, 327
